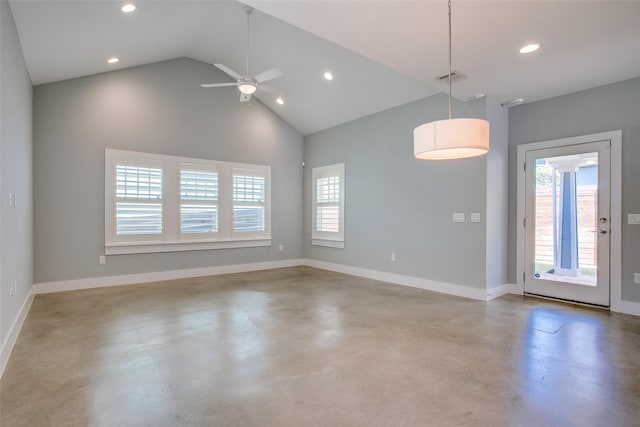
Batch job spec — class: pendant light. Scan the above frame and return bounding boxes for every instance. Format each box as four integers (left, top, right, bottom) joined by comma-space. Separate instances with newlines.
413, 0, 489, 160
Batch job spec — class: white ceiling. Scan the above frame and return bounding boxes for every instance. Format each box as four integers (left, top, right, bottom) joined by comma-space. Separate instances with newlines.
9, 1, 640, 135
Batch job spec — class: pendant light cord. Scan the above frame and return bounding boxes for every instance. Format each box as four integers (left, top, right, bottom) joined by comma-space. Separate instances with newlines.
448, 0, 452, 120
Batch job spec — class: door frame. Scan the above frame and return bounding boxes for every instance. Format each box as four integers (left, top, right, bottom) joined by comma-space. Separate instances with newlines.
516, 130, 622, 310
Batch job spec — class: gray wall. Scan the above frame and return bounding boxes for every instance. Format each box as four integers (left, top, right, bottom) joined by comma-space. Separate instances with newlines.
1, 0, 33, 343
508, 76, 640, 303
34, 58, 303, 283
303, 94, 489, 289
485, 99, 509, 290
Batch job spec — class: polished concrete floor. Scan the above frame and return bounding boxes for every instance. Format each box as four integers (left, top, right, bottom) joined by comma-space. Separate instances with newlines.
1, 266, 639, 426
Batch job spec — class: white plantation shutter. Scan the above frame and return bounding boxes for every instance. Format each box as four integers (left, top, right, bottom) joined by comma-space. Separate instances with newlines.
316, 176, 340, 233
115, 164, 163, 238
105, 150, 271, 254
180, 166, 219, 235
312, 163, 345, 246
233, 170, 266, 233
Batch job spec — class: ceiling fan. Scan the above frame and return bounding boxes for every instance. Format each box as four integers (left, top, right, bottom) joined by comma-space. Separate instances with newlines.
201, 6, 283, 103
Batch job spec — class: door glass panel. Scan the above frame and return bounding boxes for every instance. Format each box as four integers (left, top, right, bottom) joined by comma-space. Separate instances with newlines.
533, 152, 598, 286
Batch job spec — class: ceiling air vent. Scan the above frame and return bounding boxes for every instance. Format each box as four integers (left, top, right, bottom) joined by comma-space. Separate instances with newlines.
435, 71, 467, 84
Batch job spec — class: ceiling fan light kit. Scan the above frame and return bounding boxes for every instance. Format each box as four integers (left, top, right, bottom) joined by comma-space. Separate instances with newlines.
200, 6, 283, 103
238, 79, 257, 95
413, 0, 489, 160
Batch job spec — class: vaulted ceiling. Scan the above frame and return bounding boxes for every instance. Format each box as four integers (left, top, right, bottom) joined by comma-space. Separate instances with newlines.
9, 0, 640, 135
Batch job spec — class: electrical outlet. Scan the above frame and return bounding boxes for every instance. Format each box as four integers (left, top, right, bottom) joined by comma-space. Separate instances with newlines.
391, 253, 397, 262
471, 213, 481, 223
99, 256, 106, 265
629, 214, 640, 225
453, 213, 465, 223
278, 244, 284, 252
634, 273, 640, 285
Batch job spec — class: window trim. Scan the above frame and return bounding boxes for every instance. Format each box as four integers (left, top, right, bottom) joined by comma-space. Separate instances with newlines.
311, 163, 345, 248
105, 149, 271, 255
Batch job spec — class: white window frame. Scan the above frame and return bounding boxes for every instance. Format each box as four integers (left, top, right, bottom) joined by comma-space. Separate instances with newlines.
105, 149, 271, 255
312, 163, 345, 248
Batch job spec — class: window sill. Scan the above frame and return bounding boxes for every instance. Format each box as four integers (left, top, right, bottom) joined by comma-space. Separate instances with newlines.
311, 239, 345, 249
106, 238, 271, 255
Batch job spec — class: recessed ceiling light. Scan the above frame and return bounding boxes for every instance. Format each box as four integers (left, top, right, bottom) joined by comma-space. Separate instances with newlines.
107, 57, 120, 64
323, 71, 333, 81
519, 43, 540, 54
121, 4, 136, 13
276, 97, 284, 105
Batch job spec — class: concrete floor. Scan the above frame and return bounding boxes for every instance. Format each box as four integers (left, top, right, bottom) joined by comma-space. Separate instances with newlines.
1, 266, 639, 426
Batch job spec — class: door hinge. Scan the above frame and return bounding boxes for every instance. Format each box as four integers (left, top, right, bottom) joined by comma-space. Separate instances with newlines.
523, 162, 526, 171
523, 272, 526, 283
523, 217, 526, 227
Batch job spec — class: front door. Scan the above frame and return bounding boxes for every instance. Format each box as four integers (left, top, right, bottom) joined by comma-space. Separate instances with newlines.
524, 140, 611, 306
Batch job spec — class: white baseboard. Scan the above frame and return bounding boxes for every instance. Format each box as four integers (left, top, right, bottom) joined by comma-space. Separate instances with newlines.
487, 283, 517, 301
34, 258, 636, 314
34, 259, 306, 294
1, 288, 35, 379
303, 259, 489, 301
33, 258, 506, 302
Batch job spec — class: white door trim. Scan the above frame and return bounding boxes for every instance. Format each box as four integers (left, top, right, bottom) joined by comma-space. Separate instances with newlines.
516, 130, 622, 310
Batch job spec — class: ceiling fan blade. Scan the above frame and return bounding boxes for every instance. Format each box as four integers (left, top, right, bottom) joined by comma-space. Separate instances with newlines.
254, 68, 283, 83
201, 82, 237, 88
257, 84, 275, 94
214, 63, 242, 80
240, 93, 251, 103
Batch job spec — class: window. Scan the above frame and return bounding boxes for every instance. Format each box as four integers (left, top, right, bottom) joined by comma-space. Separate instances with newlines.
115, 162, 163, 240
312, 163, 345, 248
105, 149, 270, 254
180, 166, 219, 236
316, 175, 340, 233
233, 169, 267, 235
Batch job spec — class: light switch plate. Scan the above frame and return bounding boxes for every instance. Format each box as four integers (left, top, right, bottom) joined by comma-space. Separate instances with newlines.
453, 213, 465, 223
628, 214, 640, 225
471, 213, 481, 223
635, 273, 640, 285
